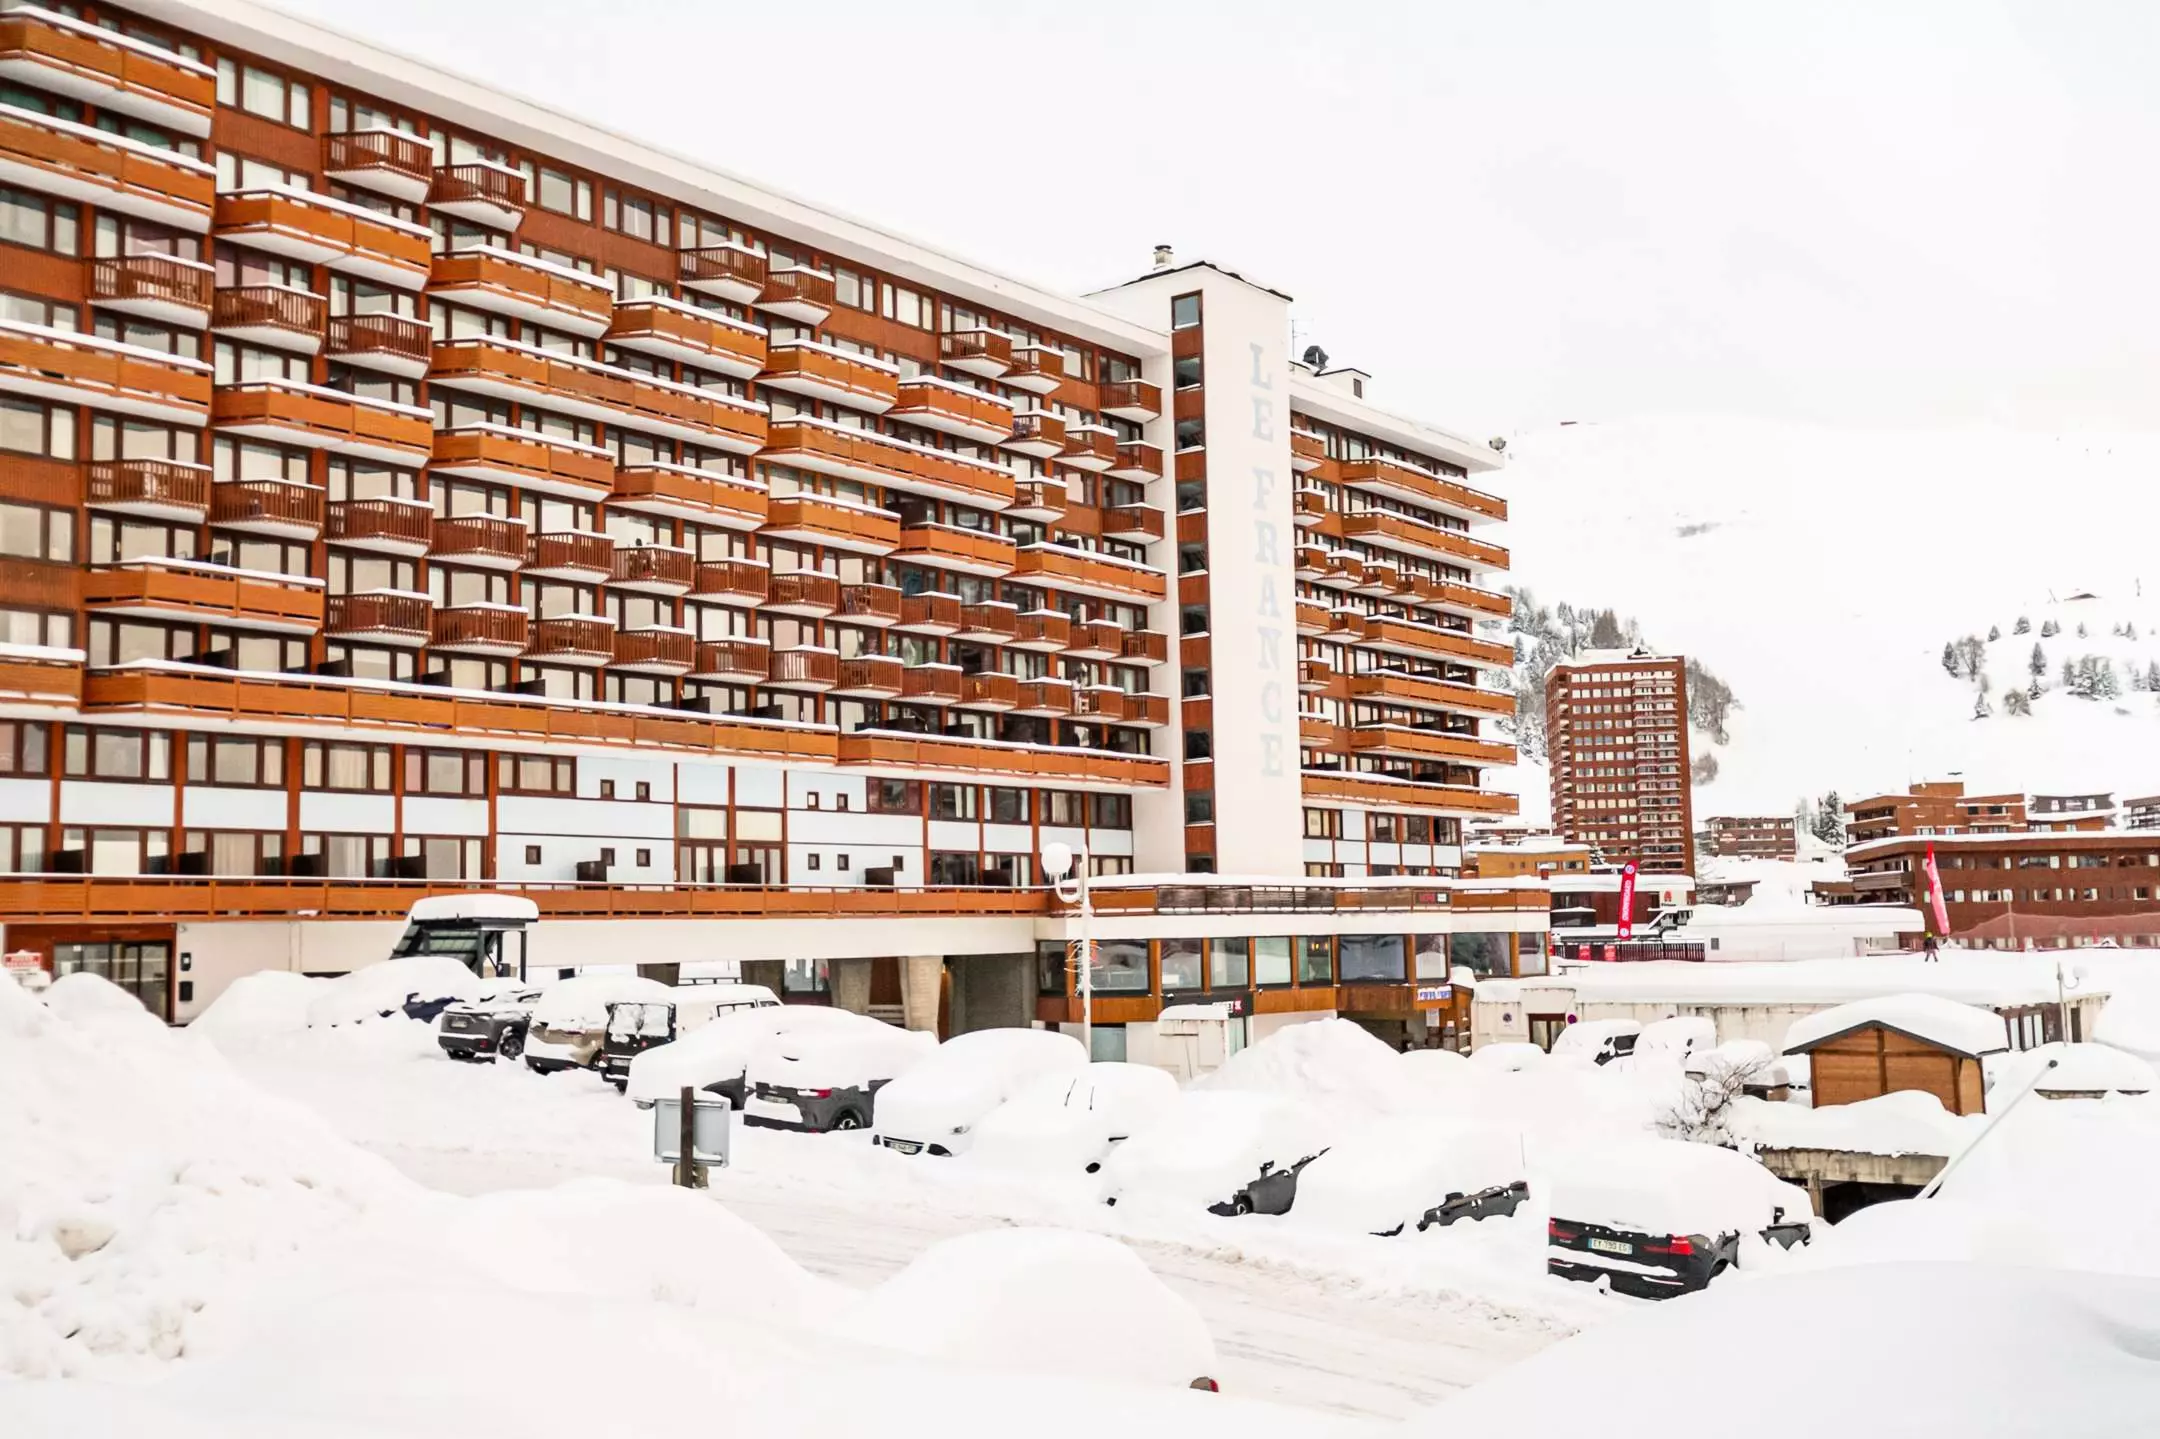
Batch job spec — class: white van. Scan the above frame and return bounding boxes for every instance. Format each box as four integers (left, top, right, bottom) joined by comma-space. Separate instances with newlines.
599, 983, 779, 1090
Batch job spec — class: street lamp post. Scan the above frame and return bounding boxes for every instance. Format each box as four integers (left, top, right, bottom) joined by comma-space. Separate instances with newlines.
1042, 840, 1092, 1058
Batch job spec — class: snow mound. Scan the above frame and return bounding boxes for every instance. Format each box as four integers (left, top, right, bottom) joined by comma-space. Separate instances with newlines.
1546, 1137, 1810, 1236
304, 957, 482, 1028
1411, 1262, 2160, 1436
41, 972, 163, 1036
2093, 988, 2160, 1061
1806, 1199, 2067, 1270
1468, 1041, 1546, 1072
968, 1063, 1181, 1177
1291, 1118, 1528, 1236
626, 1003, 872, 1102
1097, 1090, 1333, 1213
1730, 1091, 1982, 1157
1193, 1018, 1404, 1114
1932, 1093, 2160, 1275
1783, 992, 2009, 1057
189, 972, 325, 1047
1994, 1042, 2156, 1096
826, 1228, 1217, 1389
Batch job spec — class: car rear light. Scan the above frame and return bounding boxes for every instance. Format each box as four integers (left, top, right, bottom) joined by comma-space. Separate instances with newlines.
810, 1088, 832, 1098
1644, 1235, 1693, 1256
1189, 1377, 1219, 1393
1548, 1221, 1578, 1242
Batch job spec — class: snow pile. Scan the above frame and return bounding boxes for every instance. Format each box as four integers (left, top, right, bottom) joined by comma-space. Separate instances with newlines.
188, 972, 324, 1047
1931, 1094, 2160, 1275
0, 975, 412, 1378
1993, 1041, 2156, 1097
750, 1018, 936, 1091
2093, 988, 2160, 1061
1413, 1262, 2160, 1436
1729, 1091, 1983, 1157
825, 1228, 1217, 1389
1545, 1137, 1810, 1236
1291, 1119, 1528, 1236
1782, 993, 2009, 1056
1193, 1018, 1405, 1115
968, 1063, 1181, 1177
1807, 1199, 2069, 1270
1097, 1091, 1332, 1213
626, 1003, 871, 1102
871, 1027, 1085, 1149
303, 957, 482, 1028
1467, 1041, 1546, 1072
1631, 1015, 1714, 1061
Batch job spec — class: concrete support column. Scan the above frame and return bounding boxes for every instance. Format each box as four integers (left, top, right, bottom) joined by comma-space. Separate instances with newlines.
740, 960, 785, 997
830, 956, 873, 1016
899, 955, 943, 1033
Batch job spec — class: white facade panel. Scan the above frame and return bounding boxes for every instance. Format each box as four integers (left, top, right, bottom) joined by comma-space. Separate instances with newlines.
577, 755, 673, 803
297, 791, 393, 834
1302, 837, 1335, 863
0, 776, 47, 823
496, 795, 672, 839
496, 833, 670, 885
733, 766, 784, 808
181, 786, 285, 830
789, 771, 866, 810
1088, 828, 1135, 858
402, 796, 489, 837
1432, 845, 1464, 871
789, 810, 919, 846
676, 761, 732, 806
927, 820, 981, 852
60, 781, 175, 827
982, 823, 1033, 853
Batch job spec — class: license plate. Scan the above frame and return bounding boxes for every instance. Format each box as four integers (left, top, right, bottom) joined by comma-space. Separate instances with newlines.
884, 1139, 922, 1155
1588, 1237, 1633, 1255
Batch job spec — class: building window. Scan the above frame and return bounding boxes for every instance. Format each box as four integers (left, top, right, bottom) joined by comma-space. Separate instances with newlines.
1184, 730, 1211, 761
1254, 937, 1292, 987
1170, 293, 1201, 329
403, 748, 486, 797
599, 779, 616, 799
218, 59, 310, 129
0, 721, 49, 776
534, 167, 592, 220
187, 734, 284, 788
807, 853, 821, 871
1185, 792, 1214, 824
0, 397, 74, 460
1338, 933, 1406, 982
1158, 938, 1204, 990
1090, 937, 1151, 993
636, 781, 651, 801
868, 779, 920, 815
1303, 807, 1339, 839
498, 754, 575, 795
62, 726, 170, 782
1298, 935, 1334, 985
986, 787, 1028, 824
1174, 417, 1205, 450
599, 847, 617, 866
0, 501, 72, 562
1173, 354, 1202, 388
525, 845, 542, 864
303, 742, 390, 792
838, 854, 851, 871
928, 784, 977, 822
0, 187, 77, 257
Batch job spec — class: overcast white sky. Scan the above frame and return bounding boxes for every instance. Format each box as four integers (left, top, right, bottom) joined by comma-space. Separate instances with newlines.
276, 0, 2160, 435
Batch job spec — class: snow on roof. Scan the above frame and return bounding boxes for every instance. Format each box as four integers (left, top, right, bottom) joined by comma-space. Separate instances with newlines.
1483, 954, 2091, 1009
1993, 1042, 2156, 1096
406, 894, 540, 924
1730, 1090, 1983, 1157
1782, 993, 2010, 1058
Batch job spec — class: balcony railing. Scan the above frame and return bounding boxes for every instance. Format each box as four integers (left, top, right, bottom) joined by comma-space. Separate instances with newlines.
1099, 378, 1163, 422
1013, 609, 1072, 651
325, 313, 434, 376
608, 544, 695, 595
1341, 510, 1509, 570
211, 378, 432, 464
678, 243, 766, 303
326, 496, 433, 556
604, 296, 765, 377
209, 479, 323, 539
1015, 676, 1074, 715
1066, 618, 1125, 659
1120, 630, 1169, 666
837, 583, 903, 627
321, 128, 435, 200
957, 670, 1019, 710
760, 491, 902, 554
834, 655, 904, 697
889, 376, 1015, 443
1108, 442, 1164, 482
892, 523, 1017, 576
211, 284, 326, 350
760, 339, 900, 411
0, 101, 213, 229
429, 514, 529, 571
1339, 457, 1507, 523
1122, 693, 1169, 727
0, 9, 215, 136
1010, 544, 1167, 603
754, 266, 835, 324
1057, 424, 1118, 471
1290, 429, 1327, 471
1003, 410, 1066, 458
525, 614, 617, 664
957, 601, 1020, 644
426, 161, 527, 229
526, 530, 615, 581
429, 603, 529, 655
766, 570, 840, 616
429, 424, 615, 498
325, 590, 432, 645
428, 337, 768, 453
84, 457, 209, 520
940, 327, 1013, 377
1346, 669, 1515, 718
1349, 724, 1516, 767
836, 732, 1168, 788
766, 646, 841, 690
692, 558, 769, 606
86, 252, 212, 326
761, 417, 1015, 508
900, 665, 963, 705
1102, 503, 1165, 541
428, 245, 613, 335
213, 188, 430, 287
0, 318, 208, 422
1358, 615, 1516, 668
1004, 344, 1065, 393
611, 626, 695, 673
691, 637, 770, 683
82, 556, 322, 632
1301, 770, 1520, 818
610, 463, 767, 529
1075, 687, 1128, 722
1008, 477, 1066, 522
896, 591, 962, 634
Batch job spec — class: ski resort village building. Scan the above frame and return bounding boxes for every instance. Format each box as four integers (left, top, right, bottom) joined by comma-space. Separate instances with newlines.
0, 0, 1535, 1048
1544, 649, 1694, 875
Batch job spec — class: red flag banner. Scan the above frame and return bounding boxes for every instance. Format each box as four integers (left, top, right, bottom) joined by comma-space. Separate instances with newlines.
1617, 861, 1638, 941
1924, 844, 1951, 936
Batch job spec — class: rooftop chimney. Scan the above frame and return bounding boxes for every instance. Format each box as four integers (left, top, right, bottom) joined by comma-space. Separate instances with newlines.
1151, 244, 1174, 270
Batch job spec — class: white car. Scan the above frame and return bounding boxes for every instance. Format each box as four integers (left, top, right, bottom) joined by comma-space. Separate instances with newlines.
1632, 1016, 1717, 1065
1291, 1117, 1530, 1236
1546, 1137, 1813, 1298
1095, 1089, 1333, 1216
742, 1017, 937, 1133
871, 1027, 1086, 1157
626, 1002, 865, 1109
522, 973, 674, 1074
967, 1062, 1181, 1174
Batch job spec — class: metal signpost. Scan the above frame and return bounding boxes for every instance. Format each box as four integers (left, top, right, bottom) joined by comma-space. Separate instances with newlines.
653, 1085, 731, 1188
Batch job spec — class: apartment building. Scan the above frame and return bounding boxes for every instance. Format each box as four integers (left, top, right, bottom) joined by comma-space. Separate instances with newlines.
1845, 831, 2160, 949
1544, 649, 1693, 875
2127, 795, 2160, 832
2026, 791, 2115, 833
1845, 782, 2025, 845
1698, 814, 1796, 860
0, 0, 1539, 1047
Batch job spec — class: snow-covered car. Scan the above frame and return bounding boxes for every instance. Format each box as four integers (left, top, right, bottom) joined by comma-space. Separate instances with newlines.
625, 1003, 867, 1110
967, 1062, 1182, 1175
743, 1016, 936, 1133
1291, 1118, 1530, 1237
305, 956, 486, 1028
522, 973, 673, 1074
1545, 1138, 1814, 1298
1550, 1018, 1641, 1066
597, 983, 779, 1090
1631, 1016, 1717, 1065
1470, 1041, 1547, 1072
436, 987, 543, 1062
1095, 1089, 1333, 1216
871, 1027, 1087, 1157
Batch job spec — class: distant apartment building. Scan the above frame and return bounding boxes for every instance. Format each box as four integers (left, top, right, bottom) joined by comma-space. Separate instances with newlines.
1699, 814, 1797, 861
1844, 831, 2160, 948
1463, 839, 1592, 880
2128, 796, 2160, 832
1545, 650, 1693, 875
2027, 792, 2116, 833
1845, 782, 2026, 845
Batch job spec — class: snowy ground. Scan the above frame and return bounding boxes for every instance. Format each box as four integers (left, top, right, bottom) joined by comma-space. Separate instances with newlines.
221, 1022, 1583, 1419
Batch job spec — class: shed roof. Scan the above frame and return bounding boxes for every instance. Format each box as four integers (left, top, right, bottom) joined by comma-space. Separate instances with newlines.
1782, 994, 2010, 1059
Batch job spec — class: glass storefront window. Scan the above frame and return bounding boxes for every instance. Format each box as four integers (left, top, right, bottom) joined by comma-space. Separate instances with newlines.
1450, 932, 1511, 979
1254, 937, 1292, 987
1159, 938, 1204, 991
1207, 937, 1249, 990
1298, 936, 1333, 985
1339, 933, 1406, 982
1091, 938, 1150, 993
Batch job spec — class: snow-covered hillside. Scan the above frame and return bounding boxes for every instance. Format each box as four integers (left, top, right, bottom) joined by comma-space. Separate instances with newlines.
1496, 416, 2160, 815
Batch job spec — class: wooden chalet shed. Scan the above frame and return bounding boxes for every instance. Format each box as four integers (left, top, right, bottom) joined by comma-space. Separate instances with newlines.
1780, 994, 2009, 1116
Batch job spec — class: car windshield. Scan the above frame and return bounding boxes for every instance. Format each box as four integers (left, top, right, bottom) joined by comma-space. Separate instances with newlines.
607, 1002, 673, 1040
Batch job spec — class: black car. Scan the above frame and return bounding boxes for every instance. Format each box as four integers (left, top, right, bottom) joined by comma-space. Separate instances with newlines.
1206, 1150, 1328, 1217
1546, 1217, 1739, 1298
1369, 1179, 1533, 1237
436, 989, 542, 1062
745, 1078, 882, 1133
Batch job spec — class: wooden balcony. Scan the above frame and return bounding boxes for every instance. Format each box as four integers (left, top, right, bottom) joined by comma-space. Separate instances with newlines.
1293, 487, 1331, 528
753, 266, 835, 325
0, 9, 215, 136
1299, 657, 1335, 692
1075, 686, 1128, 723
1007, 477, 1066, 523
690, 637, 770, 684
900, 665, 963, 706
692, 558, 769, 607
84, 458, 209, 521
1010, 544, 1166, 603
891, 523, 1017, 577
213, 189, 430, 289
1014, 676, 1074, 716
0, 557, 75, 611
211, 380, 432, 465
1406, 576, 1513, 622
604, 296, 765, 378
832, 654, 904, 698
83, 557, 322, 633
526, 614, 616, 666
1294, 544, 1331, 581
608, 544, 695, 596
526, 530, 614, 582
209, 479, 323, 540
1013, 609, 1072, 652
1120, 630, 1169, 666
1056, 424, 1118, 472
326, 497, 433, 558
1122, 693, 1169, 728
1289, 429, 1327, 472
429, 514, 529, 572
1357, 615, 1515, 669
956, 601, 1020, 645
761, 417, 1014, 509
325, 590, 432, 647
837, 732, 1168, 789
1004, 343, 1064, 395
766, 646, 840, 691
1003, 410, 1066, 459
1356, 559, 1401, 597
211, 284, 326, 353
0, 319, 207, 424
1341, 510, 1509, 571
1099, 378, 1162, 423
1294, 599, 1330, 635
889, 377, 1014, 443
86, 252, 211, 327
0, 644, 82, 708
426, 160, 526, 230
895, 591, 963, 635
836, 583, 903, 627
1326, 611, 1369, 642
679, 243, 766, 304
1339, 457, 1507, 524
610, 464, 767, 530
940, 328, 1012, 378
1350, 724, 1516, 767
956, 670, 1019, 711
1347, 669, 1515, 718
760, 339, 900, 412
429, 424, 615, 501
765, 570, 840, 617
325, 312, 434, 379
1108, 442, 1164, 483
1301, 770, 1519, 818
0, 99, 212, 230
1102, 504, 1164, 542
321, 128, 434, 202
428, 245, 612, 336
429, 603, 529, 656
1065, 618, 1125, 660
1298, 715, 1349, 753
610, 626, 695, 675
428, 337, 768, 453
760, 491, 901, 555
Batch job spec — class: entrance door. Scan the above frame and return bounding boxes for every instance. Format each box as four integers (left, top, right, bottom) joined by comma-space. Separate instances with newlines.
1528, 1013, 1569, 1051
52, 941, 172, 1021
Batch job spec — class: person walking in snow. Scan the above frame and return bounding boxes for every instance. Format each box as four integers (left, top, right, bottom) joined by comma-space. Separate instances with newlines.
1922, 935, 1940, 963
